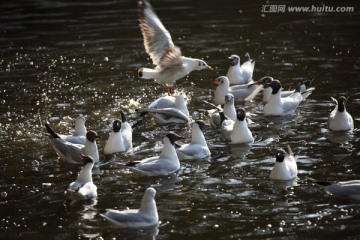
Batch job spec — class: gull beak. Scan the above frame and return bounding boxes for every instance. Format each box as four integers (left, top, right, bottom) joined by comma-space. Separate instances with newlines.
211, 79, 219, 85
207, 66, 214, 71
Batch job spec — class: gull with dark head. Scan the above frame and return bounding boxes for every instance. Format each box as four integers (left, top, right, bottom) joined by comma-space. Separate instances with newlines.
255, 76, 315, 103
328, 96, 354, 131
45, 123, 100, 164
226, 53, 255, 85
263, 79, 303, 116
66, 155, 97, 201
270, 146, 298, 181
137, 0, 213, 95
229, 108, 254, 144
100, 187, 159, 228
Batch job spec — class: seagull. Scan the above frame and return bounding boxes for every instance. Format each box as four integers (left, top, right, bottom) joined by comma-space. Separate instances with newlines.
229, 108, 254, 144
270, 146, 298, 181
263, 79, 303, 116
104, 119, 127, 154
210, 93, 237, 127
226, 53, 255, 85
137, 0, 213, 95
176, 120, 211, 160
307, 177, 360, 201
136, 95, 190, 124
100, 187, 159, 228
45, 124, 100, 164
212, 76, 263, 105
256, 76, 315, 103
66, 155, 97, 201
328, 96, 354, 131
126, 133, 184, 176
55, 116, 87, 144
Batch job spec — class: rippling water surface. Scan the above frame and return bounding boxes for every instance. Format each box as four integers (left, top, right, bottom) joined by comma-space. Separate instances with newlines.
1, 0, 360, 239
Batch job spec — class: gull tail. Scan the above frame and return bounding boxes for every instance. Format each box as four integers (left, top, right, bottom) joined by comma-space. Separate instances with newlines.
138, 67, 157, 79
44, 124, 60, 139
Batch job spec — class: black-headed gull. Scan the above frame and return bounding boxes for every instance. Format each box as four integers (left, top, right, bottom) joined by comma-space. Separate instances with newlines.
270, 146, 298, 181
126, 133, 184, 176
307, 177, 360, 201
66, 155, 97, 201
56, 116, 87, 144
226, 53, 255, 85
100, 187, 159, 228
254, 76, 315, 103
45, 124, 100, 164
137, 95, 190, 124
209, 93, 237, 127
229, 108, 254, 144
137, 0, 213, 95
176, 120, 211, 160
328, 96, 354, 131
212, 76, 263, 105
263, 80, 303, 116
104, 119, 127, 154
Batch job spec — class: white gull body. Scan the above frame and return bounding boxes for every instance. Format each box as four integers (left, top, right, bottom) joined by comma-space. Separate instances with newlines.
263, 80, 303, 116
259, 76, 315, 103
210, 93, 237, 127
137, 0, 212, 94
100, 187, 159, 228
104, 119, 126, 154
137, 95, 190, 124
58, 116, 87, 144
328, 96, 354, 131
45, 124, 100, 164
212, 76, 262, 105
176, 121, 211, 160
229, 108, 254, 144
66, 155, 97, 201
226, 53, 255, 85
126, 133, 183, 176
270, 146, 298, 181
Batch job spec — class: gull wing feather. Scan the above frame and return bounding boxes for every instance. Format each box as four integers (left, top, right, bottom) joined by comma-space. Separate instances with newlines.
138, 0, 180, 66
137, 108, 189, 121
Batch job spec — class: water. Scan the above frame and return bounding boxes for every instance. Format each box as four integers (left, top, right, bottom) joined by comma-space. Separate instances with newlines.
1, 0, 359, 239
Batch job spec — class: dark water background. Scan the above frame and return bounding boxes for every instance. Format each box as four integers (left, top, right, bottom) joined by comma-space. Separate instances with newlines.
1, 0, 360, 239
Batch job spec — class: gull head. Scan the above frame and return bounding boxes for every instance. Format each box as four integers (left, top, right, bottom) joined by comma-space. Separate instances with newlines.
228, 54, 240, 66
86, 130, 100, 143
196, 59, 213, 71
165, 132, 185, 145
236, 108, 246, 122
225, 93, 234, 104
112, 119, 122, 133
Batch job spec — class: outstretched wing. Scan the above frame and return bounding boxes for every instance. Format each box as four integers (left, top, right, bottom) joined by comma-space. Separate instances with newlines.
138, 0, 181, 67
